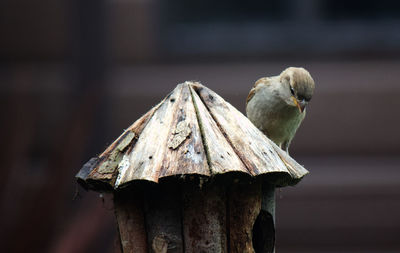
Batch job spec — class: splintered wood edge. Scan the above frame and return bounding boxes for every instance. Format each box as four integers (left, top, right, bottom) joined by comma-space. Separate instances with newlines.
76, 99, 165, 191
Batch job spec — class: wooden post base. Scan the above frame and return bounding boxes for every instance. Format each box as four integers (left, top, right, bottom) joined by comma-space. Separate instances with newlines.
114, 176, 275, 253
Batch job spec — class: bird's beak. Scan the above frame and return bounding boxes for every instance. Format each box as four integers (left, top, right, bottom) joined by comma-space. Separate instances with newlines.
291, 96, 307, 113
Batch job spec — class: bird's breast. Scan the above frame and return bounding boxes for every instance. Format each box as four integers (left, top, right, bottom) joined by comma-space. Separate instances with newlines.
246, 87, 304, 145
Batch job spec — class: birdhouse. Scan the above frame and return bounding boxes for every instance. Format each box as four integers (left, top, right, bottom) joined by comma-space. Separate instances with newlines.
76, 81, 308, 253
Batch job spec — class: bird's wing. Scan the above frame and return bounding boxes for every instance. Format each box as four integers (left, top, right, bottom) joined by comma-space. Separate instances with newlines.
246, 77, 270, 105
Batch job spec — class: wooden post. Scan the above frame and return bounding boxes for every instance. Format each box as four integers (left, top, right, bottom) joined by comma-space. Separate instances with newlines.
182, 177, 227, 252
112, 177, 278, 253
114, 188, 148, 253
228, 177, 262, 253
144, 181, 184, 253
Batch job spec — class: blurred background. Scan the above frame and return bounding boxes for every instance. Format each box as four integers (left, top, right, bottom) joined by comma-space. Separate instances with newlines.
1, 0, 400, 252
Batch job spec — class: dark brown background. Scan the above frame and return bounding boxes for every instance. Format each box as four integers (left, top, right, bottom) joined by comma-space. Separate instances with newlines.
1, 0, 400, 252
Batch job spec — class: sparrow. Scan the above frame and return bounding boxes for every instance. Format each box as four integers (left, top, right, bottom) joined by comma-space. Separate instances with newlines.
246, 67, 315, 153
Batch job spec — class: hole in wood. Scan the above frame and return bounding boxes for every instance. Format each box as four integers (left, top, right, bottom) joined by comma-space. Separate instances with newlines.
252, 209, 275, 253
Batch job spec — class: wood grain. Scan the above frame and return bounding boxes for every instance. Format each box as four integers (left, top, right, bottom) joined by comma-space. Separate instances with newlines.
114, 189, 148, 253
160, 83, 209, 178
77, 100, 161, 188
101, 100, 164, 158
190, 85, 249, 175
144, 181, 184, 253
182, 178, 228, 253
229, 177, 262, 253
117, 84, 184, 185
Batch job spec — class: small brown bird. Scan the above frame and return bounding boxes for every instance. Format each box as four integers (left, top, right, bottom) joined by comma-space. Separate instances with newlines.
246, 67, 315, 153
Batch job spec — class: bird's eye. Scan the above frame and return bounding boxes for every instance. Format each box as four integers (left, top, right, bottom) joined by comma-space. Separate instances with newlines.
298, 94, 309, 102
289, 86, 295, 96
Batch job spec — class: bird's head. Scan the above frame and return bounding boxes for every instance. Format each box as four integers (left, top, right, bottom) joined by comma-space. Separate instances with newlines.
279, 67, 315, 113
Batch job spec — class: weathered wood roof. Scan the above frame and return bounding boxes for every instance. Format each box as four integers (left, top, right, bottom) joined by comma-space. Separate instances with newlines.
76, 81, 308, 191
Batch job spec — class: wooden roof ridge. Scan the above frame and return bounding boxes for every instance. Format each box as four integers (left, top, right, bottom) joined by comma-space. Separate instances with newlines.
76, 81, 308, 191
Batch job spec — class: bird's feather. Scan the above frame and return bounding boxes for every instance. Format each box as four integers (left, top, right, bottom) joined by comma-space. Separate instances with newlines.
246, 77, 271, 105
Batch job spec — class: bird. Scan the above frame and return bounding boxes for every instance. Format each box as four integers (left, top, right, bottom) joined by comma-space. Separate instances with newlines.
246, 67, 315, 153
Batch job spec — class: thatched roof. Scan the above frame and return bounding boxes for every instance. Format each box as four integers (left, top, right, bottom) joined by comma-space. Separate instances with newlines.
76, 81, 308, 191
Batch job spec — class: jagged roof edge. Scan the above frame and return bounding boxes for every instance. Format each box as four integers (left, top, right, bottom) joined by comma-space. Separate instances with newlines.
271, 142, 309, 181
